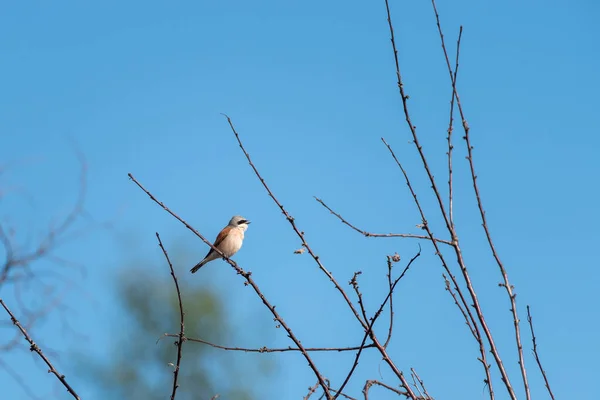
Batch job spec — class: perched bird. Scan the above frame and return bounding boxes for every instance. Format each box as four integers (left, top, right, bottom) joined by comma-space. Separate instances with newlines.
190, 215, 251, 273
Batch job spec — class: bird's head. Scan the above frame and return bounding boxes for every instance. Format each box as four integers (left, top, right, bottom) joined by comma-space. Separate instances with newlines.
229, 215, 251, 231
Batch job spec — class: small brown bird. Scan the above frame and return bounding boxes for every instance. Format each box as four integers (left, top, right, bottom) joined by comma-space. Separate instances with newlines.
190, 215, 251, 273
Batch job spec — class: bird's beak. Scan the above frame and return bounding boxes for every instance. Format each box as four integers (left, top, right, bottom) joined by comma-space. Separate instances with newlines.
245, 220, 251, 224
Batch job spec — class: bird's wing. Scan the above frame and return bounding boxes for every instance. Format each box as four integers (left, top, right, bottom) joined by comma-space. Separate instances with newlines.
213, 226, 232, 247
202, 226, 232, 258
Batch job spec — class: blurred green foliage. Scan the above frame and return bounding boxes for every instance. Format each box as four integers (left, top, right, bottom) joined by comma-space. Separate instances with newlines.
79, 243, 273, 400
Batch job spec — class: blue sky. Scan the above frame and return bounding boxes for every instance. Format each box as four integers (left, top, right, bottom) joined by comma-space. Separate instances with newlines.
1, 0, 599, 399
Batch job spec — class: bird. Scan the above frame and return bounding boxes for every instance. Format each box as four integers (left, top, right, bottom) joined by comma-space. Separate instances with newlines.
190, 215, 251, 273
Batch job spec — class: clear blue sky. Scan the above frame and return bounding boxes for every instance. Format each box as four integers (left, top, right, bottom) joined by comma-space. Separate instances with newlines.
2, 0, 599, 399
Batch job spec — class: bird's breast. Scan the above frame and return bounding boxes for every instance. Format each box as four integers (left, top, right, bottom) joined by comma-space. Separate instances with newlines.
219, 231, 244, 256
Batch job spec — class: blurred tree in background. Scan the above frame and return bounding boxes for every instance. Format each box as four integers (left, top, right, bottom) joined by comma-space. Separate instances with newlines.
77, 247, 274, 400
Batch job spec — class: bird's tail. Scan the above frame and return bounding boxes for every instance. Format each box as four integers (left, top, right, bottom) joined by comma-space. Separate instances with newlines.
190, 260, 207, 274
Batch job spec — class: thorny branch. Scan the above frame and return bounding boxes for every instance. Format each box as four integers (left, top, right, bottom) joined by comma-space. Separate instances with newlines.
161, 334, 377, 353
410, 368, 433, 400
333, 316, 371, 400
526, 306, 555, 400
446, 26, 462, 229
128, 173, 332, 399
383, 255, 396, 349
304, 381, 320, 400
363, 380, 409, 399
156, 233, 185, 400
314, 198, 452, 246
327, 387, 357, 400
0, 299, 80, 399
442, 274, 476, 338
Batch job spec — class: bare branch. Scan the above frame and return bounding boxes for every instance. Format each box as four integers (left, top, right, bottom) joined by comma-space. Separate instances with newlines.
442, 274, 476, 337
358, 249, 422, 400
327, 386, 357, 400
446, 26, 463, 229
383, 0, 452, 235
443, 273, 493, 397
410, 368, 433, 400
162, 334, 377, 353
333, 326, 370, 400
304, 381, 320, 400
526, 306, 555, 400
350, 272, 369, 326
156, 233, 185, 400
334, 273, 373, 399
314, 197, 452, 246
0, 299, 80, 399
383, 256, 395, 349
363, 380, 409, 399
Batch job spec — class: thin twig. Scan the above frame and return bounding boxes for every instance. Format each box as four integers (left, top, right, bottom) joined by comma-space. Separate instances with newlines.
350, 272, 369, 326
314, 197, 452, 246
441, 271, 494, 393
411, 368, 433, 400
383, 256, 395, 349
384, 0, 452, 235
442, 274, 476, 337
367, 249, 420, 319
328, 387, 357, 400
156, 233, 185, 400
357, 249, 422, 400
446, 26, 463, 229
526, 306, 555, 400
162, 335, 377, 353
333, 321, 371, 400
0, 299, 80, 399
334, 272, 376, 399
363, 380, 409, 399
410, 371, 425, 399
381, 137, 475, 329
128, 174, 331, 399
304, 381, 321, 400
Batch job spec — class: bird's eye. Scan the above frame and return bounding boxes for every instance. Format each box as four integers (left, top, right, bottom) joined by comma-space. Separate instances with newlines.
237, 220, 247, 225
